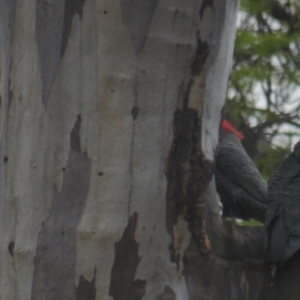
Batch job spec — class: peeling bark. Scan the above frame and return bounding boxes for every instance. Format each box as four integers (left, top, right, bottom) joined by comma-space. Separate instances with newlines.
61, 0, 86, 57
109, 213, 145, 300
35, 0, 64, 107
31, 117, 91, 300
191, 35, 209, 76
75, 273, 96, 300
165, 108, 214, 251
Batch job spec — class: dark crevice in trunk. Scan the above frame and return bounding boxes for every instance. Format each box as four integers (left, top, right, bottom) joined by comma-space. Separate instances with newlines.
165, 107, 215, 263
165, 31, 213, 261
191, 33, 209, 76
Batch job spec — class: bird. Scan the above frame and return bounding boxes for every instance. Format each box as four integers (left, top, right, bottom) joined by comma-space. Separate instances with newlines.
215, 119, 268, 222
265, 141, 300, 263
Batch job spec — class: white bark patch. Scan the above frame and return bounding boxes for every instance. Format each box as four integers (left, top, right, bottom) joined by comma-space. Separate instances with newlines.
75, 0, 136, 295
201, 0, 239, 160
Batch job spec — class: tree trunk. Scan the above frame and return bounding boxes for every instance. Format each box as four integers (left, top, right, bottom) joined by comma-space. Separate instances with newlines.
2, 1, 292, 300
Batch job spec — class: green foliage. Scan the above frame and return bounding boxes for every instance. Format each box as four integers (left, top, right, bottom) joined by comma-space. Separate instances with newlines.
235, 219, 264, 226
226, 0, 300, 180
225, 218, 263, 226
255, 145, 290, 180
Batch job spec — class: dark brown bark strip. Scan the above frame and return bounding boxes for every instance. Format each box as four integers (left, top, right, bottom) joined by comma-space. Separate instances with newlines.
165, 15, 214, 261
191, 35, 209, 76
165, 107, 215, 265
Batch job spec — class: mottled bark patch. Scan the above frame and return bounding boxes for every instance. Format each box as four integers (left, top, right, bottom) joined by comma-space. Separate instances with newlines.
31, 116, 91, 300
165, 108, 215, 254
35, 0, 65, 107
75, 272, 96, 300
157, 285, 176, 300
61, 0, 86, 58
109, 212, 145, 300
199, 0, 214, 19
121, 0, 159, 53
165, 24, 215, 258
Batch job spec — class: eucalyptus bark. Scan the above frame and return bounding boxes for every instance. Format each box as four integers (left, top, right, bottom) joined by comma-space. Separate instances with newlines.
0, 1, 290, 300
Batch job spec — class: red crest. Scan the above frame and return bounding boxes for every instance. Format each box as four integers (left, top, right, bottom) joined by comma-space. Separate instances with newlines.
221, 119, 244, 141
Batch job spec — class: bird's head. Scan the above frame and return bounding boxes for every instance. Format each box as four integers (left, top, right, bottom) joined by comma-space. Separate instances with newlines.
221, 119, 244, 141
293, 141, 300, 161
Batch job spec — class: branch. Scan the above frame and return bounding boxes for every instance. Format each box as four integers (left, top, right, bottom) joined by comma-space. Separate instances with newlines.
203, 179, 264, 261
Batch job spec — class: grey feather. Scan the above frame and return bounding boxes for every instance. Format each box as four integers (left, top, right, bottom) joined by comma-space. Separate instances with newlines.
265, 141, 300, 263
216, 129, 268, 222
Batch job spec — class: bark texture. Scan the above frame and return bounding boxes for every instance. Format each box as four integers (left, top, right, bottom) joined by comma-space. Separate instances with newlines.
1, 0, 294, 300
